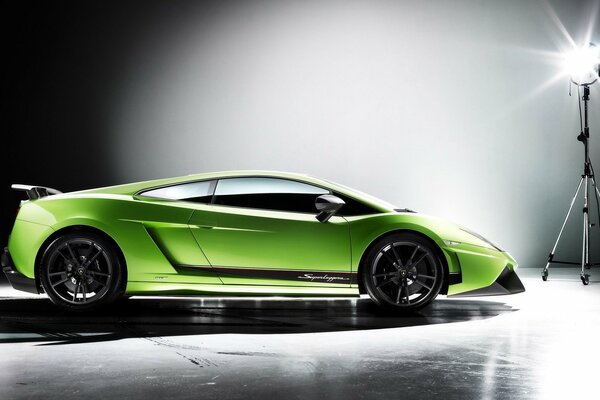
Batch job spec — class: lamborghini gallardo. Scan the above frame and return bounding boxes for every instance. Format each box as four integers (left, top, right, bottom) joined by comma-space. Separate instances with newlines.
2, 171, 524, 311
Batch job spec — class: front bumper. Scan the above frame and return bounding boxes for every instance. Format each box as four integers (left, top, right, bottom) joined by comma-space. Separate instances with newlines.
1, 247, 39, 294
449, 265, 525, 297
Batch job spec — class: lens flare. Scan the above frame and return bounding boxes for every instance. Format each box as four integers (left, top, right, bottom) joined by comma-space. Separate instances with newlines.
564, 43, 600, 86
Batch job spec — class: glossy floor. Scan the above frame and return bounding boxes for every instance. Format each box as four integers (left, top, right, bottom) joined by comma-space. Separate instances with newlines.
0, 268, 598, 400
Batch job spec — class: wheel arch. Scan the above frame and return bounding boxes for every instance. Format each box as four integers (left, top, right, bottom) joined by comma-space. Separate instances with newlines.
34, 225, 128, 294
356, 229, 450, 295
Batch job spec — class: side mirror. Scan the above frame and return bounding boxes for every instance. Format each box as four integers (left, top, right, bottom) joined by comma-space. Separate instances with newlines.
315, 194, 345, 223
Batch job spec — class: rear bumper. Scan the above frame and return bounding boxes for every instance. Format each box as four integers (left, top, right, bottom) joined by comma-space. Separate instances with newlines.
449, 266, 525, 297
1, 247, 39, 294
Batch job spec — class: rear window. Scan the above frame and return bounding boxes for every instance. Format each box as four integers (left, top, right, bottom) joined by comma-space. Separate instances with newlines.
140, 180, 216, 203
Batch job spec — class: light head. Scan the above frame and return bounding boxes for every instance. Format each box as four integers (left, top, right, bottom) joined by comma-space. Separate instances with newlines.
564, 42, 600, 86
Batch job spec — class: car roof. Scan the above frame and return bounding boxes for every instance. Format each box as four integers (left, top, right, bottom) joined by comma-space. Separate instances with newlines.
74, 170, 397, 212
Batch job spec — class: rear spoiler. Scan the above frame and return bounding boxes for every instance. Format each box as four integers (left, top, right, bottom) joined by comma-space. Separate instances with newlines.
11, 184, 62, 200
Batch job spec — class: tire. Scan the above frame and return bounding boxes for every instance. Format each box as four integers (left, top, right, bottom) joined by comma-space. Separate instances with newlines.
362, 232, 445, 312
40, 232, 124, 311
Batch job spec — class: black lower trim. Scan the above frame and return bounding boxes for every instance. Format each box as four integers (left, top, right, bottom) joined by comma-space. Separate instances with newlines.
176, 265, 358, 285
450, 266, 525, 297
448, 272, 462, 285
1, 247, 39, 294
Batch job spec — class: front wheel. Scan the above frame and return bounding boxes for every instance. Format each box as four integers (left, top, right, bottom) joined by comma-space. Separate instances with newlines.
363, 232, 445, 312
40, 232, 124, 311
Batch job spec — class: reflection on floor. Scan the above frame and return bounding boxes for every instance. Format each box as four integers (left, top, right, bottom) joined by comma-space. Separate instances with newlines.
0, 268, 598, 399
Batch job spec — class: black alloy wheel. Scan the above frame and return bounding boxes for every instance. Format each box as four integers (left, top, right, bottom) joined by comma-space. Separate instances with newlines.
40, 233, 124, 311
363, 232, 444, 312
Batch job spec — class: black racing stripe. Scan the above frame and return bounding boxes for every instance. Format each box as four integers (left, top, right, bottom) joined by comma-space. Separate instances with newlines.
176, 265, 357, 285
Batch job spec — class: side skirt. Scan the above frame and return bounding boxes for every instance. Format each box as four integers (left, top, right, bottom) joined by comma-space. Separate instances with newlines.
176, 265, 358, 285
125, 281, 360, 297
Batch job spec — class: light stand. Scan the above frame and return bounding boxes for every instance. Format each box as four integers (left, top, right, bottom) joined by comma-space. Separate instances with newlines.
542, 84, 600, 284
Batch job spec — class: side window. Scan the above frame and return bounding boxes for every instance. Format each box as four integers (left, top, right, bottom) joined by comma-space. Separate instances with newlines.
213, 177, 329, 213
140, 180, 216, 203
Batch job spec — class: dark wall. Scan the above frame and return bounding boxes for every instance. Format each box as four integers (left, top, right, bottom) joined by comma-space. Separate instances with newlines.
1, 1, 192, 249
2, 1, 161, 281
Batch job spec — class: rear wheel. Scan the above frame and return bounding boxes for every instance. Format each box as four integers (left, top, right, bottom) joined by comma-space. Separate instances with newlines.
40, 232, 124, 311
363, 232, 444, 312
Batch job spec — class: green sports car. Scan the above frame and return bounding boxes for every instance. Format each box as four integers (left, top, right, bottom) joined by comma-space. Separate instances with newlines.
2, 171, 524, 312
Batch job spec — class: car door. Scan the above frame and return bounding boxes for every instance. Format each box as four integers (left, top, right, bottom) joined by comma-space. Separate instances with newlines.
188, 177, 352, 287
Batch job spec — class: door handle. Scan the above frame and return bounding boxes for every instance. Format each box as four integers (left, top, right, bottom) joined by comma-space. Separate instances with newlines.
197, 225, 215, 229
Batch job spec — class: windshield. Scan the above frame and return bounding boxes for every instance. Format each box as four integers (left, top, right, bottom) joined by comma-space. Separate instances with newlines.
321, 178, 398, 212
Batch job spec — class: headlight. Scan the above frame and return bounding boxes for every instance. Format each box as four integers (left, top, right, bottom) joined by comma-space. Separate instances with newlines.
460, 228, 504, 252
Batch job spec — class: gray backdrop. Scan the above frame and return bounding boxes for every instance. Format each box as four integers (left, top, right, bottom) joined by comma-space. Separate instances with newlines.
108, 0, 599, 268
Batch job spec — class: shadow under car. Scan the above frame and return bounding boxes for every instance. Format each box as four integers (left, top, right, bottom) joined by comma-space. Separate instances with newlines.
0, 296, 517, 345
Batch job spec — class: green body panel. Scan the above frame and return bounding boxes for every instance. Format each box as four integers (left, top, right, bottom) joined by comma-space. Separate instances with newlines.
7, 170, 519, 297
7, 219, 54, 280
189, 205, 350, 286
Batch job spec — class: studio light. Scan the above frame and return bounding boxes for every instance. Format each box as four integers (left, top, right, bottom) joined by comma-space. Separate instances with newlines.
543, 42, 600, 284
564, 42, 600, 86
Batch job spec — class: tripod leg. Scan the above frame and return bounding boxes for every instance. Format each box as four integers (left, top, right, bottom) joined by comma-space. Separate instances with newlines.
581, 176, 590, 285
592, 176, 600, 215
543, 177, 584, 281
